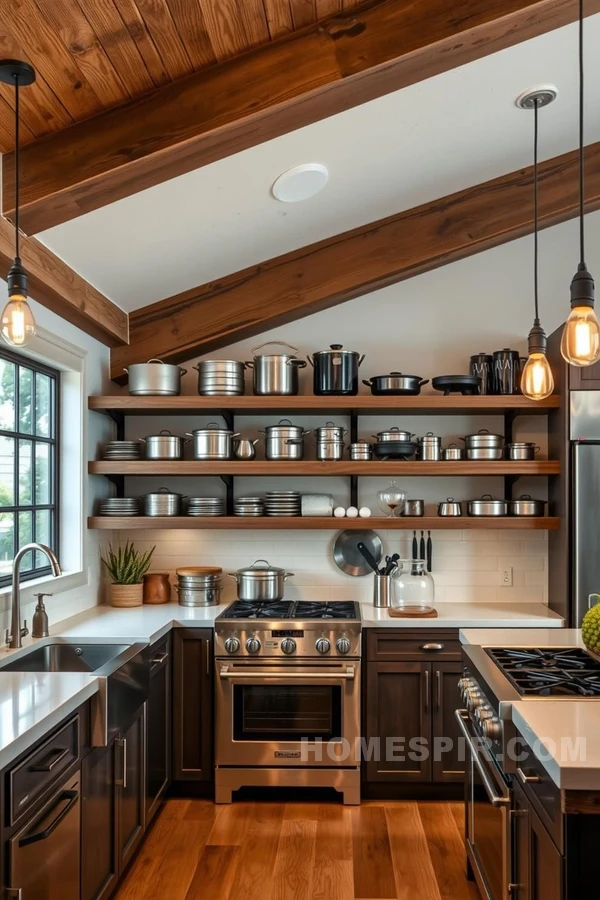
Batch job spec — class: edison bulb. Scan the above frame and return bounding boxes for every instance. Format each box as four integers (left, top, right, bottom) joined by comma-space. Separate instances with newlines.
520, 353, 554, 401
560, 306, 600, 366
1, 298, 36, 347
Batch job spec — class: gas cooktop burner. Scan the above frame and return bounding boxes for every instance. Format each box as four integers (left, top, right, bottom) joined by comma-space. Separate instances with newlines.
487, 647, 600, 697
221, 600, 359, 620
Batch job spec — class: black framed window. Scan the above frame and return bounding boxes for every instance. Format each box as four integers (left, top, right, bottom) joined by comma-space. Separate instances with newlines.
0, 349, 59, 586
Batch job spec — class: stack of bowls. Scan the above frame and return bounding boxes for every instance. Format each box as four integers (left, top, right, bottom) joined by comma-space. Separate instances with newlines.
99, 497, 141, 517
176, 567, 222, 607
194, 360, 245, 396
234, 496, 265, 517
188, 497, 226, 517
102, 440, 141, 461
264, 491, 301, 516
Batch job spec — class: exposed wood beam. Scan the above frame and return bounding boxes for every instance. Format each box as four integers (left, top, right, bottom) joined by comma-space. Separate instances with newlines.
111, 141, 600, 381
0, 217, 128, 346
5, 0, 598, 235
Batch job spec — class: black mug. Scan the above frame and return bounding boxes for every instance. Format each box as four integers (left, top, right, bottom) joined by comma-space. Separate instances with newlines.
470, 353, 494, 395
492, 348, 520, 395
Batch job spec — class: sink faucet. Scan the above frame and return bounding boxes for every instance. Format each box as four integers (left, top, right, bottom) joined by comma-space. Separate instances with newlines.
7, 543, 62, 649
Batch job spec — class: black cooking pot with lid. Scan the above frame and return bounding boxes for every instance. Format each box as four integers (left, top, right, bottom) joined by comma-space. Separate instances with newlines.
308, 345, 365, 395
362, 372, 429, 396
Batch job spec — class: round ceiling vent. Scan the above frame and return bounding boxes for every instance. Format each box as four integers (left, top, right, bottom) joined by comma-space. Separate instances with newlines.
272, 163, 329, 202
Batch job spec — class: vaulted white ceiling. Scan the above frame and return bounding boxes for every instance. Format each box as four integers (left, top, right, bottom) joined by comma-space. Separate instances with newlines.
37, 15, 600, 313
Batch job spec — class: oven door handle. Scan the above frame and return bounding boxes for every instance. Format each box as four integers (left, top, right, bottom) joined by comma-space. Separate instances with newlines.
454, 709, 510, 808
219, 667, 355, 680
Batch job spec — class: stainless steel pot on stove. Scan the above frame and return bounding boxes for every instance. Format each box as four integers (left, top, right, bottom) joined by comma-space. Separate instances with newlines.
507, 494, 547, 516
245, 342, 306, 396
142, 430, 187, 460
466, 494, 508, 517
505, 442, 540, 461
227, 559, 294, 601
193, 360, 246, 396
125, 359, 187, 396
144, 488, 185, 517
187, 423, 240, 460
260, 419, 311, 460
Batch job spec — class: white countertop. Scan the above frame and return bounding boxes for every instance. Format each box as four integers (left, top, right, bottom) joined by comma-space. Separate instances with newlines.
460, 625, 577, 646
361, 602, 564, 629
0, 672, 99, 770
512, 701, 600, 790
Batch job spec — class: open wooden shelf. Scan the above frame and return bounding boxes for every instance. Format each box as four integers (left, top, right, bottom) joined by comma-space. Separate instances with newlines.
88, 516, 560, 531
88, 394, 560, 416
88, 460, 560, 476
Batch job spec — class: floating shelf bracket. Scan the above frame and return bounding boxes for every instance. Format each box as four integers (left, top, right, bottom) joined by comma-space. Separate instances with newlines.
219, 474, 234, 515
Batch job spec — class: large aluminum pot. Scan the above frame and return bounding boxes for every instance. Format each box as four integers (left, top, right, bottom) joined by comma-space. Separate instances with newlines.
461, 429, 504, 449
507, 494, 547, 516
194, 360, 246, 396
261, 419, 311, 461
245, 341, 306, 396
187, 423, 239, 460
144, 488, 184, 517
125, 358, 187, 396
308, 345, 365, 396
227, 559, 294, 601
466, 494, 508, 517
142, 430, 187, 460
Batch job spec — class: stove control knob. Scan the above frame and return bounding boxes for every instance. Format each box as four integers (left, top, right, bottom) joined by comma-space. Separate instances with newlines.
474, 707, 494, 724
316, 638, 331, 655
482, 717, 501, 741
224, 637, 240, 654
245, 637, 261, 654
281, 638, 296, 655
336, 638, 351, 656
466, 689, 484, 712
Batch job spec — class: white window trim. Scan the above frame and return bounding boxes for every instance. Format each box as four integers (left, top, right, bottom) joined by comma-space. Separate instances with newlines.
0, 325, 89, 603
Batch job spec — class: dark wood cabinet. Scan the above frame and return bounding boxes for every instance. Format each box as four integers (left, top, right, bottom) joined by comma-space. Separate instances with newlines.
512, 779, 564, 900
566, 358, 600, 390
145, 635, 171, 823
363, 630, 465, 786
117, 708, 145, 872
512, 781, 531, 899
172, 628, 213, 782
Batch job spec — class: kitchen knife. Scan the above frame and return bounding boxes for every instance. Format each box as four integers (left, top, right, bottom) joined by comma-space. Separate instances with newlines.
427, 531, 433, 572
357, 541, 382, 574
412, 530, 418, 560
420, 530, 425, 563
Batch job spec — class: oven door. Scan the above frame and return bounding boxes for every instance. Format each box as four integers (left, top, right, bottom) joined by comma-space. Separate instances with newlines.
216, 659, 360, 767
455, 710, 511, 900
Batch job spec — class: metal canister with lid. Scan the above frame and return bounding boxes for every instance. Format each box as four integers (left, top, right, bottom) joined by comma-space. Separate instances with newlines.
417, 432, 442, 461
308, 345, 365, 395
176, 567, 222, 606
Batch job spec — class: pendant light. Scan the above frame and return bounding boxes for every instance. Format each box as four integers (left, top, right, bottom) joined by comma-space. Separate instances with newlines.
560, 0, 600, 366
516, 87, 556, 401
0, 59, 36, 348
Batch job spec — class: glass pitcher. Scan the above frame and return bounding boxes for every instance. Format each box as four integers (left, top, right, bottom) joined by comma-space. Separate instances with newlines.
391, 560, 435, 612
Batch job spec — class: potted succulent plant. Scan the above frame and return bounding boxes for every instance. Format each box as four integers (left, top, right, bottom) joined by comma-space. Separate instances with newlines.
101, 541, 155, 608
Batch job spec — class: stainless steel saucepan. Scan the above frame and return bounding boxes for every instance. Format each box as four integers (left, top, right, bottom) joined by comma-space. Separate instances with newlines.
466, 494, 508, 516
227, 559, 294, 601
507, 494, 547, 516
142, 430, 188, 460
125, 359, 187, 396
187, 423, 240, 460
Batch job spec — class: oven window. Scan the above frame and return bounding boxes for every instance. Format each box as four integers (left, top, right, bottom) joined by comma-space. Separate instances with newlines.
233, 684, 342, 742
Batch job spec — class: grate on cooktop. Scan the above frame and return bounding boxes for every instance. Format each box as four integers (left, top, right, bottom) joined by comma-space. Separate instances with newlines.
486, 647, 600, 697
222, 600, 359, 620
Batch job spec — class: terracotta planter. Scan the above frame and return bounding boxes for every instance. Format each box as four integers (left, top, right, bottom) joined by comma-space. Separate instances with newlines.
109, 583, 143, 608
143, 572, 171, 605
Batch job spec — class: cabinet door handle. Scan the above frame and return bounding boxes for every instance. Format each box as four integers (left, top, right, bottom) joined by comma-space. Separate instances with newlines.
115, 738, 127, 788
151, 652, 169, 666
435, 669, 441, 710
206, 639, 211, 677
421, 643, 444, 652
31, 746, 70, 772
517, 767, 541, 785
423, 669, 430, 711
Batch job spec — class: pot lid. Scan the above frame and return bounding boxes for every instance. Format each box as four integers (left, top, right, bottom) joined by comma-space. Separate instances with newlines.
370, 372, 422, 379
313, 344, 359, 355
236, 559, 287, 576
177, 566, 222, 575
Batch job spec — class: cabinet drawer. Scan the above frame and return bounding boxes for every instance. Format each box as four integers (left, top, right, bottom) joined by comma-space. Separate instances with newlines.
367, 629, 461, 661
9, 715, 80, 826
516, 736, 563, 853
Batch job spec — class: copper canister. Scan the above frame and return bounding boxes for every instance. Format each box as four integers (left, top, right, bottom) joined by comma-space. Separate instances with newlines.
143, 572, 171, 604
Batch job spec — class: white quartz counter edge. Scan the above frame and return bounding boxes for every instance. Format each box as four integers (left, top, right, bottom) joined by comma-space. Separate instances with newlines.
0, 673, 98, 771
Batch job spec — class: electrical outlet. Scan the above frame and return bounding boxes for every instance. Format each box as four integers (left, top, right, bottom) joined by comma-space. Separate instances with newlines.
502, 567, 513, 587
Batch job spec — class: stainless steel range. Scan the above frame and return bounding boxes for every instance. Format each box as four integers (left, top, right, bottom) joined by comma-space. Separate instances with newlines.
458, 642, 600, 900
214, 600, 361, 805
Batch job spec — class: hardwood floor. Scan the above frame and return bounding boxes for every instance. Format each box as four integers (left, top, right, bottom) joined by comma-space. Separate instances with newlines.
115, 799, 479, 900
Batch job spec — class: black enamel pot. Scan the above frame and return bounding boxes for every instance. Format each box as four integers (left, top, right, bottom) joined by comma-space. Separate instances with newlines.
362, 373, 429, 395
308, 345, 365, 395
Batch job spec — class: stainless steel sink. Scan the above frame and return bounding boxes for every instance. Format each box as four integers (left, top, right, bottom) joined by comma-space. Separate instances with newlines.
0, 640, 149, 747
0, 642, 132, 673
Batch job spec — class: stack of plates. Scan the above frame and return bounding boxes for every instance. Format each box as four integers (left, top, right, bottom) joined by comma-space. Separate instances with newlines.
103, 440, 141, 461
99, 497, 141, 517
188, 497, 226, 517
234, 496, 265, 517
264, 491, 301, 517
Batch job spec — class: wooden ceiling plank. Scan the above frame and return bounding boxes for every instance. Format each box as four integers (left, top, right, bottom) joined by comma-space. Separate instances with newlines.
289, 0, 317, 29
262, 0, 294, 38
112, 0, 171, 88
110, 141, 600, 379
33, 0, 130, 107
164, 0, 217, 69
132, 0, 195, 80
74, 0, 156, 98
237, 0, 271, 49
9, 0, 105, 120
0, 94, 35, 148
198, 0, 252, 61
0, 217, 128, 347
315, 0, 342, 18
6, 0, 600, 234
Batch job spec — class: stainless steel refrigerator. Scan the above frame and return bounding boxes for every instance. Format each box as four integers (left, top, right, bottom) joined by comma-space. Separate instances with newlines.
571, 391, 600, 624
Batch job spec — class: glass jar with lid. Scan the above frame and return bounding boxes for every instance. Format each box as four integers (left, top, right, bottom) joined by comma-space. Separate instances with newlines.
391, 560, 435, 614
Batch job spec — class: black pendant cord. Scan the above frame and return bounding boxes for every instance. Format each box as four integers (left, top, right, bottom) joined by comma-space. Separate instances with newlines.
578, 0, 585, 267
13, 71, 20, 263
533, 98, 540, 326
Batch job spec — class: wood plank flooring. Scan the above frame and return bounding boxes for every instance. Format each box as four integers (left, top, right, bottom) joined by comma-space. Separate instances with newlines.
115, 800, 479, 900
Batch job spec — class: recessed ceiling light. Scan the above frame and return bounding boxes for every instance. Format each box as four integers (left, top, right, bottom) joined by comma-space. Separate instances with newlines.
272, 163, 329, 202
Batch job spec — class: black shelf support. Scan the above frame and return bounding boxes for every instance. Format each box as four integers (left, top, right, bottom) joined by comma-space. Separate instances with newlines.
106, 474, 125, 497
349, 410, 359, 507
220, 475, 234, 515
503, 409, 517, 445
